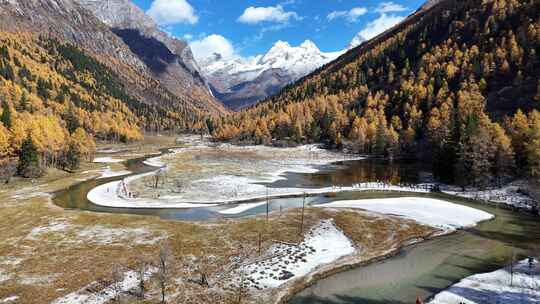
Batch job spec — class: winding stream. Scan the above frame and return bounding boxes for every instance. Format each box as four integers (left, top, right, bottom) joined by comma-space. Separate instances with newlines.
53, 150, 540, 303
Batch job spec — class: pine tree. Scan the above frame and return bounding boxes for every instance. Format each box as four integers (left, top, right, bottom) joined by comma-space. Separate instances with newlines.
64, 103, 81, 134
526, 111, 540, 177
374, 121, 387, 155
1, 100, 12, 129
19, 92, 29, 112
18, 135, 43, 178
63, 145, 80, 171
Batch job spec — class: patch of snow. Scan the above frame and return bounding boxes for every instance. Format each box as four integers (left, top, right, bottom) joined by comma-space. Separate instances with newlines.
441, 182, 537, 211
51, 268, 156, 304
143, 156, 166, 168
10, 186, 49, 200
237, 220, 355, 289
318, 197, 494, 232
429, 259, 540, 304
25, 221, 70, 241
98, 166, 131, 179
75, 226, 166, 245
0, 257, 23, 266
0, 296, 19, 303
24, 220, 167, 245
88, 176, 430, 209
20, 274, 58, 285
96, 148, 122, 154
93, 157, 124, 163
0, 270, 11, 284
87, 179, 219, 208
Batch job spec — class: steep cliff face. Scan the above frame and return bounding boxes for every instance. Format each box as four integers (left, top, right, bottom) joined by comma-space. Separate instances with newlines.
0, 0, 144, 71
0, 0, 227, 115
74, 0, 226, 114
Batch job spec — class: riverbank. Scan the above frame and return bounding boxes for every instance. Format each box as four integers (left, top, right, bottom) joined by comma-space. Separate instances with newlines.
440, 181, 539, 215
429, 258, 540, 303
267, 197, 494, 304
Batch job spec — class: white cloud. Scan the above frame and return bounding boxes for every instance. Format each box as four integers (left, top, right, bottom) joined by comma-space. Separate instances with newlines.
190, 34, 236, 61
238, 5, 299, 24
147, 0, 199, 25
358, 13, 405, 40
327, 7, 367, 22
183, 34, 193, 40
375, 2, 408, 13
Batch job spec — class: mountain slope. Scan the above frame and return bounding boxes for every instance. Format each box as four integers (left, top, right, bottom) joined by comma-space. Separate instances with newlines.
213, 0, 540, 186
75, 0, 227, 114
0, 0, 226, 115
199, 40, 344, 110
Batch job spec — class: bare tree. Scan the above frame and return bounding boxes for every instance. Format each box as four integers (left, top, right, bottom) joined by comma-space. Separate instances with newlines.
135, 256, 148, 298
258, 230, 262, 256
157, 244, 173, 304
111, 264, 124, 303
152, 169, 166, 189
266, 187, 270, 222
236, 269, 247, 304
196, 252, 210, 287
298, 192, 306, 237
510, 246, 516, 287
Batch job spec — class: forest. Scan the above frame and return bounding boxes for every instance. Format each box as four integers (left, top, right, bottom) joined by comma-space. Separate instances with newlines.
0, 33, 209, 180
211, 0, 540, 188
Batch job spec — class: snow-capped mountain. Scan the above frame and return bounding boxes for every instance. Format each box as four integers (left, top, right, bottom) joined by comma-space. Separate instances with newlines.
198, 40, 345, 110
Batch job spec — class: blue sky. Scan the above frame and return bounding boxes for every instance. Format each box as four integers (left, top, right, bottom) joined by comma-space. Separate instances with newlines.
131, 0, 425, 60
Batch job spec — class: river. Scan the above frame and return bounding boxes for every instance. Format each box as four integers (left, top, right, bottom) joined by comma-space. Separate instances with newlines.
53, 149, 540, 303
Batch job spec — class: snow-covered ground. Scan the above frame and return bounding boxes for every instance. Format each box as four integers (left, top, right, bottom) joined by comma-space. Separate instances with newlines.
87, 180, 219, 208
51, 268, 156, 304
143, 156, 166, 168
98, 166, 131, 179
218, 201, 268, 215
24, 220, 167, 245
87, 179, 431, 209
441, 182, 537, 211
318, 197, 494, 232
92, 157, 124, 164
86, 136, 536, 210
236, 220, 355, 289
0, 296, 18, 303
127, 143, 364, 202
429, 259, 540, 304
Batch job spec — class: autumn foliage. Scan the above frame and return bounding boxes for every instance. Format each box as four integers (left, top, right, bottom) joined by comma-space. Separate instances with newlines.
212, 0, 540, 187
0, 33, 211, 177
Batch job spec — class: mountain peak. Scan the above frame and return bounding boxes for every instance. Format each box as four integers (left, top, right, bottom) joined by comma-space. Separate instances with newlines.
269, 40, 292, 51
198, 39, 344, 110
300, 40, 319, 50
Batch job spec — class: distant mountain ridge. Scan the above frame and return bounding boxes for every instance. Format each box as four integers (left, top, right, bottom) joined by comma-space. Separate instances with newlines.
0, 0, 227, 115
199, 40, 345, 110
74, 0, 226, 114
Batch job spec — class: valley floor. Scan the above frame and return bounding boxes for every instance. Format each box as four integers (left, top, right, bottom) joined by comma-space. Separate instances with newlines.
0, 135, 536, 304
